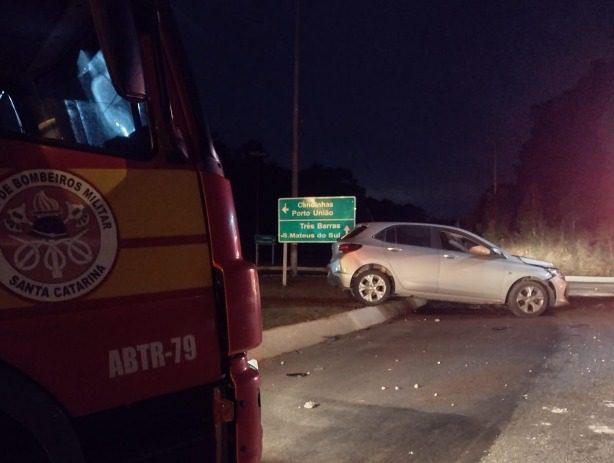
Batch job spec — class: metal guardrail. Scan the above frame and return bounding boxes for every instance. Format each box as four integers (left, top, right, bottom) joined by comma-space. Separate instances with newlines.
254, 268, 614, 297
567, 276, 614, 297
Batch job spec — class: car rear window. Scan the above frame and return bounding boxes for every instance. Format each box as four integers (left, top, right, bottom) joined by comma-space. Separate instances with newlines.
340, 225, 367, 241
396, 226, 431, 247
374, 227, 395, 243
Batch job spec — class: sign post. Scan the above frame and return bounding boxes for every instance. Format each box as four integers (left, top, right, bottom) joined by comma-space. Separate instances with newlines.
278, 196, 356, 284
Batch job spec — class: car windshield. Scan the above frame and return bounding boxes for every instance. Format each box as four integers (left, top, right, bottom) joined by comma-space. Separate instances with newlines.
455, 228, 509, 256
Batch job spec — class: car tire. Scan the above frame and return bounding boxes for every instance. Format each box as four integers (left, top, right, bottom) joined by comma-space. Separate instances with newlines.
352, 269, 391, 306
507, 280, 548, 317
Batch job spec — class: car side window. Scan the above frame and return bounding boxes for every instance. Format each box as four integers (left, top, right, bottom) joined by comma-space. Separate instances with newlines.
395, 226, 431, 247
440, 231, 480, 253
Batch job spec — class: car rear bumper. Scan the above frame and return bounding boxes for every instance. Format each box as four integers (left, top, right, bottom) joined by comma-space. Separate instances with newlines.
327, 270, 340, 287
326, 261, 352, 289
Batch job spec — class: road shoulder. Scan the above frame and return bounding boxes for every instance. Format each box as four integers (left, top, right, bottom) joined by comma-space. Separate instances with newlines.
250, 297, 424, 360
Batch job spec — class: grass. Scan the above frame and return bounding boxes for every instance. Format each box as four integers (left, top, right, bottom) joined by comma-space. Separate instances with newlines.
485, 228, 614, 276
259, 273, 361, 329
262, 304, 358, 330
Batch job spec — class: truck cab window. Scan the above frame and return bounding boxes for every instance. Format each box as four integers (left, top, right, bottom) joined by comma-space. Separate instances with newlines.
0, 91, 24, 134
0, 2, 151, 160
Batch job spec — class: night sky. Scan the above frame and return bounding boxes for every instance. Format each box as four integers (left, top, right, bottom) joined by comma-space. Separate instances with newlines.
173, 1, 614, 218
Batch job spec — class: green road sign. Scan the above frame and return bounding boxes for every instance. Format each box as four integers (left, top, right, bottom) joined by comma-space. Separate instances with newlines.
278, 196, 356, 243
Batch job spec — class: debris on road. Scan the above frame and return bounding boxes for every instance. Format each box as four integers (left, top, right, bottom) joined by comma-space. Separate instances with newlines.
542, 406, 568, 414
303, 401, 320, 409
286, 372, 310, 377
589, 424, 614, 435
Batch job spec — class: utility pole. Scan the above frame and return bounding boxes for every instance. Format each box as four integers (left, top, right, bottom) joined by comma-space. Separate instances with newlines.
290, 0, 300, 277
493, 141, 498, 195
492, 140, 498, 230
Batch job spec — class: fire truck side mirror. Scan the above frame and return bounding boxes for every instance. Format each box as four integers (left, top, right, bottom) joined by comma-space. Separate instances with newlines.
89, 0, 146, 101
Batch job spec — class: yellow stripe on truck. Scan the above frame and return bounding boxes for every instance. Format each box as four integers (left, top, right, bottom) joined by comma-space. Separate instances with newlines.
0, 243, 212, 309
0, 289, 28, 309
0, 168, 212, 309
72, 169, 207, 239
94, 243, 213, 298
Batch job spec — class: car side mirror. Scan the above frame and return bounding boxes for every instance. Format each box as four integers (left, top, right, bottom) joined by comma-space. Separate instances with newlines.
469, 245, 491, 257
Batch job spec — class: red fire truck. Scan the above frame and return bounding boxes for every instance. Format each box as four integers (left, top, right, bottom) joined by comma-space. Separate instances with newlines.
0, 1, 262, 461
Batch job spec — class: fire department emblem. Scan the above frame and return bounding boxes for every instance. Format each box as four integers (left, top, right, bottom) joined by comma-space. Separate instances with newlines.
0, 170, 118, 302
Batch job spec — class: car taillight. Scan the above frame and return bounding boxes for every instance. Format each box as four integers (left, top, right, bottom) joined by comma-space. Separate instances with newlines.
339, 243, 362, 254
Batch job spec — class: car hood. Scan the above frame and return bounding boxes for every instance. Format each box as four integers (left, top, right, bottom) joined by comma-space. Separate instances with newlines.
514, 255, 555, 269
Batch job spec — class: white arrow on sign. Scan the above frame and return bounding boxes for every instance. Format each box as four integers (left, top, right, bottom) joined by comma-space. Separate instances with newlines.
281, 203, 289, 214
344, 225, 351, 234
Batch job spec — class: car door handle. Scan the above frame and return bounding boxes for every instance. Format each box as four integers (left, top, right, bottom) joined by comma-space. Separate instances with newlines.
443, 254, 455, 259
387, 247, 402, 252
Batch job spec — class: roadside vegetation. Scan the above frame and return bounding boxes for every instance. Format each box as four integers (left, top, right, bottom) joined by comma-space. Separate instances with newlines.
475, 60, 614, 277
259, 274, 359, 329
214, 59, 614, 277
483, 224, 614, 276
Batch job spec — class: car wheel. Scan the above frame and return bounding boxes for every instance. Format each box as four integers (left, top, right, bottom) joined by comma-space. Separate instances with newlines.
352, 269, 391, 305
507, 280, 548, 317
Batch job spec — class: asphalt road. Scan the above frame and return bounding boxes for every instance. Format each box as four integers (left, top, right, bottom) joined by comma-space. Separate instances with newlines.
260, 299, 614, 463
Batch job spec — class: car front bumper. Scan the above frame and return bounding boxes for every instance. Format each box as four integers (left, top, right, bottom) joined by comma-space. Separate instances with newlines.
549, 274, 569, 307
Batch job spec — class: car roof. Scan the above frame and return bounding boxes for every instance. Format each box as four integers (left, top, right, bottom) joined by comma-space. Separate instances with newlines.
352, 222, 498, 246
356, 222, 455, 230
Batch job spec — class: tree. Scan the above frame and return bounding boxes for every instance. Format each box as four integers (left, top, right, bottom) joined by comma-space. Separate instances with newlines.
472, 182, 517, 239
299, 163, 366, 199
216, 137, 428, 263
516, 60, 614, 230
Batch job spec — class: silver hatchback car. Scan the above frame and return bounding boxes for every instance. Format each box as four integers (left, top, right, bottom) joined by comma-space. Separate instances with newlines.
327, 222, 568, 317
